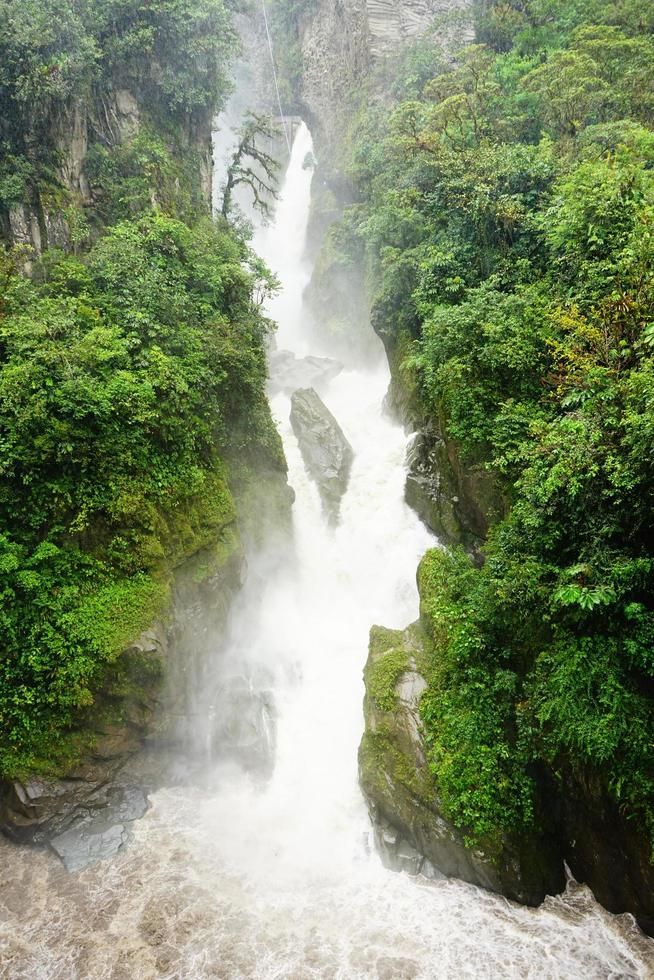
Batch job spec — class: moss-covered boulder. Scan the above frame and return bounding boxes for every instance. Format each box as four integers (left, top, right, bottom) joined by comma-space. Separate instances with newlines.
358, 622, 565, 905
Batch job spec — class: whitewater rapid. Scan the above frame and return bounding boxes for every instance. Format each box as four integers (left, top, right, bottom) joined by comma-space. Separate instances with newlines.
1, 124, 653, 980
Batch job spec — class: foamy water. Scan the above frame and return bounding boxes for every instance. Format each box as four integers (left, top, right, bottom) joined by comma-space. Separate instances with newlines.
1, 124, 652, 980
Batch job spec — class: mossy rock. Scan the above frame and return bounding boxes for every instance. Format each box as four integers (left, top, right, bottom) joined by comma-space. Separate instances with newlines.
359, 618, 565, 905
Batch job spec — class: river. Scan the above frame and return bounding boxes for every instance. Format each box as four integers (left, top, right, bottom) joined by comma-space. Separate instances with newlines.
0, 123, 652, 980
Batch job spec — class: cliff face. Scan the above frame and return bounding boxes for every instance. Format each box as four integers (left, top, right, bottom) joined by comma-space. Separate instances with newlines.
294, 0, 472, 163
366, 0, 473, 54
3, 87, 212, 257
359, 624, 566, 908
239, 0, 472, 174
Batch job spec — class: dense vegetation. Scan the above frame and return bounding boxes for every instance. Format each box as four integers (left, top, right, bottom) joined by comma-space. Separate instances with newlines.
0, 0, 284, 776
0, 0, 237, 215
334, 0, 654, 854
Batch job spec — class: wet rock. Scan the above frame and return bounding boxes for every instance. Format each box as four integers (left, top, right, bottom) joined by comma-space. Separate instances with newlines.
374, 812, 442, 879
358, 622, 565, 906
290, 387, 353, 522
50, 822, 130, 872
49, 785, 148, 872
268, 349, 343, 395
404, 427, 504, 553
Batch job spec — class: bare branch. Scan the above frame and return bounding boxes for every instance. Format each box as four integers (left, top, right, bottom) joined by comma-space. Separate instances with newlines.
221, 112, 282, 220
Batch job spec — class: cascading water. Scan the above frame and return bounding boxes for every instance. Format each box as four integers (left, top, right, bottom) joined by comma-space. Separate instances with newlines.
1, 124, 653, 980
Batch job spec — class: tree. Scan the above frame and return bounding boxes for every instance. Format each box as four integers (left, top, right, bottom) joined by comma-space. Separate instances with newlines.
221, 113, 281, 220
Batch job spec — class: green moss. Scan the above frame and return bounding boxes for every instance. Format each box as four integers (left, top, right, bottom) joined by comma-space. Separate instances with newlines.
69, 574, 169, 662
5, 728, 98, 782
368, 625, 403, 658
359, 727, 434, 806
162, 467, 237, 569
365, 647, 409, 713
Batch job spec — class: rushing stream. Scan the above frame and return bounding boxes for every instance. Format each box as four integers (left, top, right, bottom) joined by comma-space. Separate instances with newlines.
1, 124, 653, 980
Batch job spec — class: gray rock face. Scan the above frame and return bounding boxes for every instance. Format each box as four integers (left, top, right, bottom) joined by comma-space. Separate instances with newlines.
268, 349, 343, 395
404, 425, 505, 553
366, 0, 473, 57
3, 771, 149, 873
49, 785, 148, 872
290, 387, 353, 522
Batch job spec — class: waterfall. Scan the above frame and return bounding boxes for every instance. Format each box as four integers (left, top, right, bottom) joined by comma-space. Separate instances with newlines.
0, 123, 651, 980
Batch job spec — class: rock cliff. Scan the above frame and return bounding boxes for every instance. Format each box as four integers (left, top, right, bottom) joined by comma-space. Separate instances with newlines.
360, 562, 654, 934
359, 623, 566, 906
2, 85, 212, 257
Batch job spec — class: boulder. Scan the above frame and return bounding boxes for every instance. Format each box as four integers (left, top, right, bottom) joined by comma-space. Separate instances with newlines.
290, 387, 353, 522
268, 349, 343, 395
358, 622, 565, 905
48, 785, 148, 872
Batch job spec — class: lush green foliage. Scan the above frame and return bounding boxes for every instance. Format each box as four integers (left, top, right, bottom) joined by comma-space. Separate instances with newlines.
338, 0, 654, 850
0, 0, 286, 777
0, 212, 280, 775
0, 0, 237, 211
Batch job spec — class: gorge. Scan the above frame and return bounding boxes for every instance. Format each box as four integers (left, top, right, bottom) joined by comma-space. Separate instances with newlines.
1, 0, 654, 976
0, 112, 651, 980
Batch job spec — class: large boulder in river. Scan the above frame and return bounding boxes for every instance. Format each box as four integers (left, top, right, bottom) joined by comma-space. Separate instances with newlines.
358, 622, 565, 906
268, 349, 343, 395
290, 387, 353, 522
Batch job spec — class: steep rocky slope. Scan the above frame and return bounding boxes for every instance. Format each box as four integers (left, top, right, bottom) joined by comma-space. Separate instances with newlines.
0, 0, 293, 864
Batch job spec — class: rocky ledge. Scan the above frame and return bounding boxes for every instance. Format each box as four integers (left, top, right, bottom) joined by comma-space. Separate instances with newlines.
358, 622, 565, 906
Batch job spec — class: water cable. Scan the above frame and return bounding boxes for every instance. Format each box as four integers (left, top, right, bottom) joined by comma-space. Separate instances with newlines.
260, 0, 293, 157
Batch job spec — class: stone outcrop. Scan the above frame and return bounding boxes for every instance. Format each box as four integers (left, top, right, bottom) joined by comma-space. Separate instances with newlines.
290, 387, 354, 522
359, 623, 566, 906
1, 85, 213, 256
405, 425, 506, 552
359, 610, 654, 935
